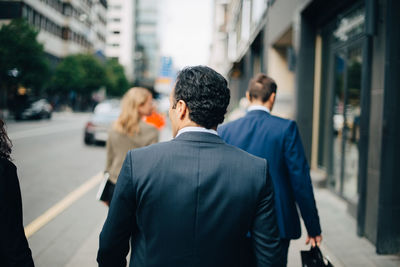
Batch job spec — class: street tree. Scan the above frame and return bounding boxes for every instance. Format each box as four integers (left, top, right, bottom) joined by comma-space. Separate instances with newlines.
105, 58, 129, 97
51, 54, 107, 110
0, 19, 49, 110
51, 55, 85, 95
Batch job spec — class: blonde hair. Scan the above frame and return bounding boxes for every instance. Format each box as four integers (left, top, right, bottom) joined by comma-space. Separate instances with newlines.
113, 87, 151, 136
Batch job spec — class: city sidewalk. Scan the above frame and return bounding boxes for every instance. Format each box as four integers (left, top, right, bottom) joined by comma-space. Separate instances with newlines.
289, 187, 400, 267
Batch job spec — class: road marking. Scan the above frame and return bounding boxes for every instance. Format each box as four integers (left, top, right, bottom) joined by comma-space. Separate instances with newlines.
9, 123, 83, 141
24, 172, 103, 239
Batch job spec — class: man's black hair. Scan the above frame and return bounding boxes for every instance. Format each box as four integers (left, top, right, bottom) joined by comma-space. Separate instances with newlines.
173, 66, 230, 129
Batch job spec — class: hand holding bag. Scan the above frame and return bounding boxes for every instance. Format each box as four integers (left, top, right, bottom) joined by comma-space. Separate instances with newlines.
301, 246, 333, 267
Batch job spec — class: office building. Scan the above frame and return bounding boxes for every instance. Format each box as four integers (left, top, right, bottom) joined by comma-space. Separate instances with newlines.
210, 0, 400, 255
0, 0, 108, 66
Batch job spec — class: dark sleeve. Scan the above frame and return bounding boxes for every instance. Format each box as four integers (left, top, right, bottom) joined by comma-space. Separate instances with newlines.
283, 121, 321, 237
0, 163, 34, 267
97, 151, 136, 267
251, 161, 283, 267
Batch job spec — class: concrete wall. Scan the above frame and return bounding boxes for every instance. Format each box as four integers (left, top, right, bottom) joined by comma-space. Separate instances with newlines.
268, 46, 294, 119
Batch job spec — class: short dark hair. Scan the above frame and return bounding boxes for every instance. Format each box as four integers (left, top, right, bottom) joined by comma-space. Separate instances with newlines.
173, 66, 230, 129
247, 73, 277, 102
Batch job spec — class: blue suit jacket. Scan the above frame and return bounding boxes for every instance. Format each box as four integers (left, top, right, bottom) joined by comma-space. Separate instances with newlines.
218, 110, 321, 239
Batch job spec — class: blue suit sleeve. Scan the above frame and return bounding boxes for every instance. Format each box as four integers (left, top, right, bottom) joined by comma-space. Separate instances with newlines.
97, 151, 136, 267
284, 121, 321, 237
252, 161, 283, 267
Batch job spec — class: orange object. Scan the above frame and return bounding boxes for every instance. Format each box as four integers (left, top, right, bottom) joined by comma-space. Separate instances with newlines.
144, 111, 166, 130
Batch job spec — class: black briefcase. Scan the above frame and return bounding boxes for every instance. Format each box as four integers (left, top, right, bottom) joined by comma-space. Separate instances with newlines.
301, 246, 333, 267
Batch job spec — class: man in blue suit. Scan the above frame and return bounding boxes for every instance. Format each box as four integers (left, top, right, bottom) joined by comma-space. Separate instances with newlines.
218, 73, 322, 266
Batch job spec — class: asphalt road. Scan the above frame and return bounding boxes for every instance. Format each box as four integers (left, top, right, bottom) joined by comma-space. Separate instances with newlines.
6, 112, 109, 266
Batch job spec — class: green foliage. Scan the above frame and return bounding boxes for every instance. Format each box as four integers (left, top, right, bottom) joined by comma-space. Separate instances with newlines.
50, 55, 83, 95
105, 58, 129, 96
0, 19, 49, 95
78, 54, 107, 95
0, 19, 129, 109
51, 54, 106, 96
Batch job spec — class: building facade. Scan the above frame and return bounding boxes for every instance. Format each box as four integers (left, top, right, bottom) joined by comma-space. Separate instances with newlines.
210, 0, 400, 255
105, 0, 135, 81
0, 0, 107, 66
133, 0, 159, 86
105, 0, 160, 84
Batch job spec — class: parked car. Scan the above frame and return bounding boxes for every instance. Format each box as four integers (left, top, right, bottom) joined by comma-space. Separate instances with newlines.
84, 99, 120, 145
15, 99, 53, 120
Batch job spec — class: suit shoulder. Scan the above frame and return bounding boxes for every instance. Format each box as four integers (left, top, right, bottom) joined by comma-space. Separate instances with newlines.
267, 114, 297, 131
224, 142, 266, 166
219, 117, 243, 128
128, 139, 170, 155
218, 117, 247, 133
268, 114, 293, 124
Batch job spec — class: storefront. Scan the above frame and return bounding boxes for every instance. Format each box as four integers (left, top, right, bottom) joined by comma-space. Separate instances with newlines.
318, 2, 367, 213
212, 0, 400, 253
298, 0, 400, 254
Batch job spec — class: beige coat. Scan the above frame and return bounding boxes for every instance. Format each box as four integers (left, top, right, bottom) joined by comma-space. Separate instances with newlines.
105, 121, 159, 184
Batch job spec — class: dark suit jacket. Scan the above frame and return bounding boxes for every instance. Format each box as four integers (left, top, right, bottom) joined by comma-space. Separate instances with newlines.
97, 132, 282, 267
0, 158, 34, 267
218, 110, 321, 239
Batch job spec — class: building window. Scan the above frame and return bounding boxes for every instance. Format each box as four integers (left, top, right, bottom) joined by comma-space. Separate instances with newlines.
63, 3, 72, 16
22, 5, 28, 18
62, 27, 70, 40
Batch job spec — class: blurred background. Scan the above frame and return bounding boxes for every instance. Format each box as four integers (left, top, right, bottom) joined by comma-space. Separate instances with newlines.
0, 0, 399, 266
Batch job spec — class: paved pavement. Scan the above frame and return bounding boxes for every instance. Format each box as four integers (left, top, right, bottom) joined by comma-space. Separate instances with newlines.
289, 187, 400, 267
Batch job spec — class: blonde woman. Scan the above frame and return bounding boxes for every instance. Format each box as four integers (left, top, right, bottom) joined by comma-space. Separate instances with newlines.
104, 87, 159, 204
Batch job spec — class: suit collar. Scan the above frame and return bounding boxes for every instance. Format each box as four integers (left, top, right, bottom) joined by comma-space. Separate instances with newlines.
176, 126, 218, 138
247, 105, 271, 113
173, 131, 225, 144
246, 109, 271, 117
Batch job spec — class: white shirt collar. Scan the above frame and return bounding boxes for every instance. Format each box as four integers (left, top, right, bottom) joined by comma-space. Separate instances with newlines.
176, 126, 218, 138
247, 105, 270, 114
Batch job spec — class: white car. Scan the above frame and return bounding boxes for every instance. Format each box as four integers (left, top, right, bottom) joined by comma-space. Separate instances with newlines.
84, 99, 120, 145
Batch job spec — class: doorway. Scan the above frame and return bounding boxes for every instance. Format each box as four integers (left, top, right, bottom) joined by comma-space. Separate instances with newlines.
330, 40, 363, 204
322, 3, 366, 209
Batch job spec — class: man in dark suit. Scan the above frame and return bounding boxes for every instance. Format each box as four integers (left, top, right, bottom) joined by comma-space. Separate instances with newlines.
218, 74, 322, 266
97, 66, 282, 267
